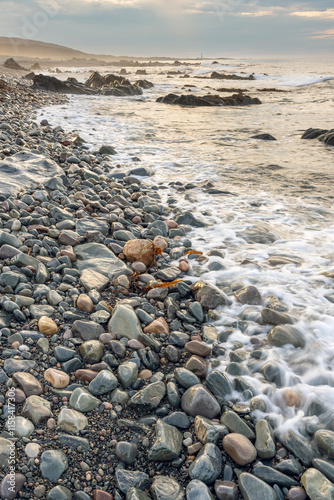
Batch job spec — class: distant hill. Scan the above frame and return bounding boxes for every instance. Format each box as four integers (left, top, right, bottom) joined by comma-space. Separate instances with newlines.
0, 37, 100, 60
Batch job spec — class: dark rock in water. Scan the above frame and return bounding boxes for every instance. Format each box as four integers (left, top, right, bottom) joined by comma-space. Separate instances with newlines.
101, 83, 143, 96
23, 72, 35, 80
321, 130, 334, 146
301, 128, 328, 139
135, 79, 154, 89
211, 71, 255, 80
3, 58, 26, 70
176, 211, 207, 227
157, 93, 261, 107
84, 71, 143, 96
0, 151, 62, 197
31, 62, 41, 70
181, 384, 220, 418
251, 133, 277, 141
282, 430, 317, 466
191, 280, 230, 310
33, 74, 97, 95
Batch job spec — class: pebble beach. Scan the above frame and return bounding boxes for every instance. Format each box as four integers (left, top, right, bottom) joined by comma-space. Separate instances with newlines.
0, 70, 334, 500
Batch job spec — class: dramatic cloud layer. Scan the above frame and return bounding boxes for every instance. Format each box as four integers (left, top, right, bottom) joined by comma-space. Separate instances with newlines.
1, 0, 333, 56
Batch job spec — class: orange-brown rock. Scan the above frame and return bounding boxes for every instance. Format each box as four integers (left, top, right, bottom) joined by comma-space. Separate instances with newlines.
123, 239, 155, 267
139, 369, 153, 380
153, 235, 168, 253
77, 294, 94, 313
144, 317, 169, 335
44, 368, 70, 389
75, 369, 98, 382
38, 316, 58, 335
223, 433, 257, 466
282, 389, 302, 407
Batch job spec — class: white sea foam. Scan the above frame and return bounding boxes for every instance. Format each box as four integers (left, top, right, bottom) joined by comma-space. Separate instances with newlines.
36, 57, 334, 436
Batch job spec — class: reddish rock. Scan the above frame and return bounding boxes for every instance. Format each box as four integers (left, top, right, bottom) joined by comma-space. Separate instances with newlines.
144, 317, 169, 335
60, 246, 76, 262
165, 220, 178, 228
223, 433, 257, 466
44, 368, 70, 389
75, 369, 98, 382
5, 388, 26, 403
185, 355, 208, 378
153, 235, 168, 252
77, 294, 94, 313
123, 239, 155, 267
185, 340, 211, 357
38, 316, 58, 335
93, 490, 113, 500
127, 339, 145, 349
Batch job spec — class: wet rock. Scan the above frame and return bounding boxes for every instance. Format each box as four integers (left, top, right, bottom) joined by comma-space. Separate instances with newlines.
79, 340, 104, 362
89, 369, 118, 395
221, 411, 255, 439
37, 316, 58, 335
69, 387, 100, 412
186, 480, 215, 500
40, 449, 68, 482
194, 416, 228, 444
315, 429, 334, 458
175, 367, 200, 388
4, 359, 36, 375
191, 280, 230, 309
234, 286, 262, 305
57, 407, 88, 432
108, 303, 142, 340
181, 384, 220, 418
313, 458, 334, 483
282, 429, 316, 466
144, 317, 169, 335
253, 464, 299, 487
151, 475, 185, 500
148, 419, 182, 461
185, 340, 211, 357
214, 480, 238, 500
239, 473, 278, 500
163, 412, 190, 429
206, 370, 232, 398
251, 133, 277, 141
185, 355, 208, 378
118, 361, 138, 388
255, 419, 276, 459
301, 468, 334, 500
268, 324, 305, 348
129, 381, 166, 409
22, 395, 52, 425
189, 443, 222, 484
262, 308, 293, 325
222, 433, 257, 466
286, 487, 307, 500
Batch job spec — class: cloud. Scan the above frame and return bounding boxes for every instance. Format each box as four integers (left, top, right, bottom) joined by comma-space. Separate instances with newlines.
290, 9, 334, 19
240, 10, 275, 17
311, 28, 334, 39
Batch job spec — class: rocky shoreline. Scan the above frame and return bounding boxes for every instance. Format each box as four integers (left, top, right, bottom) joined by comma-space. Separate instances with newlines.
0, 75, 334, 500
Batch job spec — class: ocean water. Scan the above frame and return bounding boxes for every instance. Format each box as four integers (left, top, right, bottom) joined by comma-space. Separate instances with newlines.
37, 57, 334, 438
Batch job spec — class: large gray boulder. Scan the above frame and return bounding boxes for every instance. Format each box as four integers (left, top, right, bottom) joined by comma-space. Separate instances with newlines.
75, 242, 131, 279
0, 152, 62, 197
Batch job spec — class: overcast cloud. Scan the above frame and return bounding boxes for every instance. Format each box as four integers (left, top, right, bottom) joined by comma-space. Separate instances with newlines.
1, 0, 333, 56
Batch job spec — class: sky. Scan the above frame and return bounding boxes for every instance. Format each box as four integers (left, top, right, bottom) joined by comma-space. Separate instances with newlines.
1, 0, 334, 57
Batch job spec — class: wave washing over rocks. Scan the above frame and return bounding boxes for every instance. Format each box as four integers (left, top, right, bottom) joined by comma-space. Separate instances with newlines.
0, 74, 334, 500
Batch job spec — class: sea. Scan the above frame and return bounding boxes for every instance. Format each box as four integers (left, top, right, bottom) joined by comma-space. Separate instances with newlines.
36, 57, 334, 439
